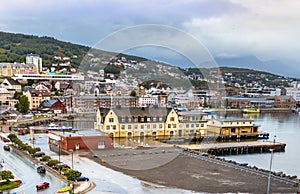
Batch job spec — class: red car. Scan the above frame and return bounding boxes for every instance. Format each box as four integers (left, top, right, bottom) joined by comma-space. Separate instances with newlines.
36, 182, 49, 190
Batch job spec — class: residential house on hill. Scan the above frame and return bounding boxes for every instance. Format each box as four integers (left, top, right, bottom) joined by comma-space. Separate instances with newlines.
0, 88, 17, 108
1, 78, 22, 94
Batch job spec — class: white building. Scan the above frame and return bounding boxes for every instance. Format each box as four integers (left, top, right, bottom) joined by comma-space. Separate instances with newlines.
285, 87, 300, 102
138, 96, 158, 107
26, 54, 42, 73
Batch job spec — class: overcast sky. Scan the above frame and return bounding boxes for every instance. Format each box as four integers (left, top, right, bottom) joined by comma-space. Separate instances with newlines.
1, 0, 300, 76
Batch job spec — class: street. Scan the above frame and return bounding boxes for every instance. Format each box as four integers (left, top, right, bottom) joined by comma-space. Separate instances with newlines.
0, 140, 65, 194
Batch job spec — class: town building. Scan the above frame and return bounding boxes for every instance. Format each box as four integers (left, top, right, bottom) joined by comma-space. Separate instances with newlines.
26, 54, 43, 73
273, 96, 296, 108
23, 88, 51, 110
177, 111, 208, 137
285, 87, 300, 102
73, 95, 136, 113
0, 63, 38, 76
206, 118, 263, 141
1, 78, 22, 94
47, 130, 114, 152
38, 99, 66, 114
0, 88, 18, 108
96, 107, 179, 137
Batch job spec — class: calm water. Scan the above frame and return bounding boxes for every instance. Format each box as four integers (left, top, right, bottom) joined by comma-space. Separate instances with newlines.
222, 112, 300, 177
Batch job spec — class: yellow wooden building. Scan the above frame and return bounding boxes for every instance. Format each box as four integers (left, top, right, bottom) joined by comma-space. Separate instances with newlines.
96, 107, 179, 138
207, 118, 259, 139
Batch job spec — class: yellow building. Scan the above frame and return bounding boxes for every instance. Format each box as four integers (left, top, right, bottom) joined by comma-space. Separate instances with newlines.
207, 118, 259, 140
96, 107, 179, 137
177, 111, 208, 137
0, 63, 38, 76
23, 88, 51, 110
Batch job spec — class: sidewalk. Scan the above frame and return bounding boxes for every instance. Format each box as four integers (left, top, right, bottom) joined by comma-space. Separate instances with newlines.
57, 181, 95, 194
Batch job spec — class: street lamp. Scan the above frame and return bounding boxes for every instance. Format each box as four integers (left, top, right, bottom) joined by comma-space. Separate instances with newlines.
69, 149, 74, 169
267, 148, 274, 194
69, 149, 74, 194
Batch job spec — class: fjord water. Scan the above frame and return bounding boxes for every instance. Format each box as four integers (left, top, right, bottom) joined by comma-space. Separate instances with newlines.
223, 112, 300, 177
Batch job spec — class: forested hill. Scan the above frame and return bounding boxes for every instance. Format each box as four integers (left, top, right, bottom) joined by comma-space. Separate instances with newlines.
0, 31, 90, 67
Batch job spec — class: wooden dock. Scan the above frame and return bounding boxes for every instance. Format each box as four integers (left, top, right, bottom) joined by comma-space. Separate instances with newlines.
179, 140, 286, 156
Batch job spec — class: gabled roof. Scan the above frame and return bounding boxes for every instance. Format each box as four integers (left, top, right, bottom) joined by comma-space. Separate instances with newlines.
2, 78, 21, 86
40, 99, 60, 107
105, 107, 173, 118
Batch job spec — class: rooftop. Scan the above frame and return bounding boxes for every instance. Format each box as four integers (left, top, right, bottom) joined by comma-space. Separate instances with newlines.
50, 130, 110, 137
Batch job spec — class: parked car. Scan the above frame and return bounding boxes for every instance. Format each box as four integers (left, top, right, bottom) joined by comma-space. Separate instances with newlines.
14, 180, 22, 184
36, 182, 49, 190
3, 145, 10, 151
76, 176, 89, 181
37, 166, 46, 173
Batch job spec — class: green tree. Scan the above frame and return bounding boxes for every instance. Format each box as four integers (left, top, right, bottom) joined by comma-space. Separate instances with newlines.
129, 90, 136, 97
64, 169, 82, 181
15, 95, 30, 114
0, 170, 14, 181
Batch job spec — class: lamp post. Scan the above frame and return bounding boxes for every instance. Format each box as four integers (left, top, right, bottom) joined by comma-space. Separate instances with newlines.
267, 148, 274, 194
69, 149, 74, 194
69, 149, 74, 169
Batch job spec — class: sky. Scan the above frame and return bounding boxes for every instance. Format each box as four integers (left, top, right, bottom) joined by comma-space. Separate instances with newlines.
0, 0, 300, 77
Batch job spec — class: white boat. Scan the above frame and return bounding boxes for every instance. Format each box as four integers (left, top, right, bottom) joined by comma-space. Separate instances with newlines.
47, 123, 73, 131
48, 123, 59, 130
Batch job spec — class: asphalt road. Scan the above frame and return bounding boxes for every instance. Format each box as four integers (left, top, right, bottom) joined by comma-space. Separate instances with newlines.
0, 140, 65, 194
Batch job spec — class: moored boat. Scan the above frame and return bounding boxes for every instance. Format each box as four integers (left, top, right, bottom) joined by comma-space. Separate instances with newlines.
243, 108, 260, 113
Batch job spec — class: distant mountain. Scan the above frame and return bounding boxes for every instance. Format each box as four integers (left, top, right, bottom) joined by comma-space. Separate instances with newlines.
214, 55, 289, 77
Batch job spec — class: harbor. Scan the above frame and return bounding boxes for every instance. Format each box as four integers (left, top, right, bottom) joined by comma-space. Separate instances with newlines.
180, 140, 286, 156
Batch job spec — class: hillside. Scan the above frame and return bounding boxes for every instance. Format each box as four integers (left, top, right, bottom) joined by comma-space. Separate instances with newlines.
0, 31, 295, 90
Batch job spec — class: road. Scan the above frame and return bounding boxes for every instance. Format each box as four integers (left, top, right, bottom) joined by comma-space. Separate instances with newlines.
0, 140, 65, 194
19, 134, 194, 194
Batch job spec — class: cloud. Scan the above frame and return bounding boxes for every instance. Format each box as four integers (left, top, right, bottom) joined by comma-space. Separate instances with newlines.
182, 0, 300, 63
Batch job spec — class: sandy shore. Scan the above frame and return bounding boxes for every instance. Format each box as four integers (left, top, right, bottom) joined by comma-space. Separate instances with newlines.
82, 146, 299, 193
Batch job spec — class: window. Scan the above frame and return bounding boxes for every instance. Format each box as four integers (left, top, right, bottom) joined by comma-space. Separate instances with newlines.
141, 125, 144, 129
201, 124, 204, 127
153, 124, 156, 129
112, 125, 116, 130
109, 118, 114, 123
128, 125, 132, 129
121, 125, 125, 130
134, 125, 138, 129
159, 117, 162, 121
168, 124, 171, 128
159, 124, 163, 129
147, 124, 150, 129
172, 124, 176, 128
153, 117, 157, 122
191, 124, 194, 128
170, 117, 175, 121
106, 126, 110, 130
196, 124, 199, 128
186, 124, 189, 128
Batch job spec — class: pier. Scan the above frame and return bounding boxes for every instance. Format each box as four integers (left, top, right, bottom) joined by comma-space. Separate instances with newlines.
180, 140, 286, 156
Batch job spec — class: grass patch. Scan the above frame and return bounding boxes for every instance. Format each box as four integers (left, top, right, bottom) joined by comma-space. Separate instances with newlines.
0, 181, 21, 190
